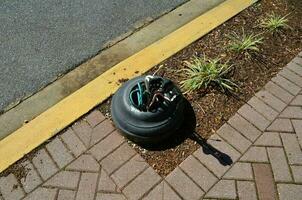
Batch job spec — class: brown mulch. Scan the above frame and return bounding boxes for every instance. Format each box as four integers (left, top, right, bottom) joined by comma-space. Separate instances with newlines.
102, 0, 302, 176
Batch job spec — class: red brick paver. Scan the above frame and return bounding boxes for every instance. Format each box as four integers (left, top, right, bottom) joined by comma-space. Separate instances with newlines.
1, 53, 302, 200
253, 163, 278, 200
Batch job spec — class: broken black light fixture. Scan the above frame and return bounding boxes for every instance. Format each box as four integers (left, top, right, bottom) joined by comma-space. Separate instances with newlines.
111, 75, 185, 144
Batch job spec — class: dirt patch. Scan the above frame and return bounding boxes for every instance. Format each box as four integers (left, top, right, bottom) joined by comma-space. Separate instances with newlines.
118, 78, 130, 84
0, 157, 31, 193
0, 135, 52, 181
99, 0, 302, 176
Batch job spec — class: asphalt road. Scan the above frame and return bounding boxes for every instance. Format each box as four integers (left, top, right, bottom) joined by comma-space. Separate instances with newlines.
0, 0, 187, 112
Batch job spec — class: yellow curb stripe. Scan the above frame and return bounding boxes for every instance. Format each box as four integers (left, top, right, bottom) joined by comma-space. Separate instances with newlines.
0, 0, 256, 173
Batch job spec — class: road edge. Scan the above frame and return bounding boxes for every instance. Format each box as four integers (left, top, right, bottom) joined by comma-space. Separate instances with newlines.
0, 0, 257, 173
0, 0, 225, 140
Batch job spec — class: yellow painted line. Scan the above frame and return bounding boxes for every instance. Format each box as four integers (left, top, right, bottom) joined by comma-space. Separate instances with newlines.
0, 0, 256, 173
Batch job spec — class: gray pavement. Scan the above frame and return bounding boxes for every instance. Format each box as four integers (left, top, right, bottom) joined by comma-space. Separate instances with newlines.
1, 53, 302, 200
0, 0, 187, 112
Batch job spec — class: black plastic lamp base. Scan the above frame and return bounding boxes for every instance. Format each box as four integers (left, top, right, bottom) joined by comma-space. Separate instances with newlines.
111, 76, 185, 144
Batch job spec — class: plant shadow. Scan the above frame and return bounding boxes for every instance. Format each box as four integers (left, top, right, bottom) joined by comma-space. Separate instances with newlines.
190, 132, 233, 166
140, 98, 233, 166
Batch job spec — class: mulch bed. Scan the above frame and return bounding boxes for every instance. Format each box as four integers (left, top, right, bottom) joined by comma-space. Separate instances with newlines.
100, 0, 302, 176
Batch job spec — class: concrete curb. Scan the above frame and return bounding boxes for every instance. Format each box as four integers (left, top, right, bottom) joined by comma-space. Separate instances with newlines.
0, 0, 256, 173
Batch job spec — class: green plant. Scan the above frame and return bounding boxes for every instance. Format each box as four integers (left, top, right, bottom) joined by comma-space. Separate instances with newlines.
180, 56, 237, 93
227, 29, 263, 53
260, 12, 290, 32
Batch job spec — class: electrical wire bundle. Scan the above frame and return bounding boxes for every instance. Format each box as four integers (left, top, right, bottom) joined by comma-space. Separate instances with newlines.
129, 75, 180, 111
111, 75, 185, 143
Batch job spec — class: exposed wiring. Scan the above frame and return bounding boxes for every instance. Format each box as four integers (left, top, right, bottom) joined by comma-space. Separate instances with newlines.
129, 82, 145, 109
129, 76, 180, 111
137, 82, 143, 107
144, 75, 153, 94
129, 89, 139, 107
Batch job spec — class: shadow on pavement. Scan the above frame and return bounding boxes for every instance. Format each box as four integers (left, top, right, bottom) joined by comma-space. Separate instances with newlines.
190, 132, 233, 166
141, 98, 233, 166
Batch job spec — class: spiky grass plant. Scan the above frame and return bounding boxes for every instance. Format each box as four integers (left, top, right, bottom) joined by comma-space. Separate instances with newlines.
227, 28, 263, 53
260, 12, 291, 32
180, 56, 237, 93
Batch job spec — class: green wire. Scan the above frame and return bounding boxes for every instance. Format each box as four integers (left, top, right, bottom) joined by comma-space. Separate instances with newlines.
129, 89, 139, 106
137, 83, 143, 107
129, 82, 146, 109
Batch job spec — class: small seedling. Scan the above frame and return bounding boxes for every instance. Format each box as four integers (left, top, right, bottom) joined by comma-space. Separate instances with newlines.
260, 12, 290, 32
227, 28, 263, 53
180, 56, 237, 93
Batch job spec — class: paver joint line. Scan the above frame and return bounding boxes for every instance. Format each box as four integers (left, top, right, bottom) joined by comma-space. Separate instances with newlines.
1, 61, 302, 199
2, 56, 302, 200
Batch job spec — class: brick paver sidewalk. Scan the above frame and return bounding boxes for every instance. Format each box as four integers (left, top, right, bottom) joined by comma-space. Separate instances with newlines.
1, 52, 302, 200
